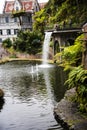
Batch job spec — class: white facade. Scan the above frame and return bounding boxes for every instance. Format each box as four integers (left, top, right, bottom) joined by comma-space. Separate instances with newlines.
0, 14, 20, 43
0, 13, 32, 43
0, 0, 40, 43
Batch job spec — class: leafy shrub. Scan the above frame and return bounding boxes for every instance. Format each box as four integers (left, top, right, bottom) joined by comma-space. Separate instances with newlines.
13, 30, 42, 54
2, 38, 12, 48
60, 34, 83, 70
65, 66, 87, 112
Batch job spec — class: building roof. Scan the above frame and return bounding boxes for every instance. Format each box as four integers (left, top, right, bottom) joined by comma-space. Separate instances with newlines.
22, 1, 33, 11
4, 1, 14, 13
3, 0, 34, 13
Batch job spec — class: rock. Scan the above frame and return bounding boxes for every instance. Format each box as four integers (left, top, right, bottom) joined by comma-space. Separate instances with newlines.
54, 88, 87, 130
0, 89, 4, 98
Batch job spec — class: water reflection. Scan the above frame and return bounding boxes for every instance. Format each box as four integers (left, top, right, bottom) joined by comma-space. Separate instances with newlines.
0, 61, 67, 130
52, 66, 67, 102
42, 67, 55, 106
0, 98, 5, 112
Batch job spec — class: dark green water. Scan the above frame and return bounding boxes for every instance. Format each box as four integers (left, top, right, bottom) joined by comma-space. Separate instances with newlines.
0, 61, 67, 130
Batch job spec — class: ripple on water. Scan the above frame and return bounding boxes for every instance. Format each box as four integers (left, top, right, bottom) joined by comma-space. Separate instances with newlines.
0, 61, 67, 130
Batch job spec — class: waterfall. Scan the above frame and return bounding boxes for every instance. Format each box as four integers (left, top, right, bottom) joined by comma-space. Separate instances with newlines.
42, 32, 52, 65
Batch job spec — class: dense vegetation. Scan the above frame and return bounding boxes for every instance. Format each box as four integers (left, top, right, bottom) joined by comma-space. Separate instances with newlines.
54, 33, 87, 112
13, 30, 42, 54
2, 30, 43, 55
54, 34, 84, 68
65, 66, 87, 112
33, 0, 87, 31
2, 38, 12, 48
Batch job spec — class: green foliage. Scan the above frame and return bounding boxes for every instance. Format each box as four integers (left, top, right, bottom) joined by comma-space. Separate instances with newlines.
12, 10, 25, 17
54, 2, 69, 22
65, 66, 87, 112
60, 34, 83, 70
11, 10, 26, 25
13, 30, 42, 54
57, 33, 87, 112
33, 9, 47, 34
2, 38, 12, 48
49, 41, 54, 47
36, 0, 87, 27
65, 66, 87, 88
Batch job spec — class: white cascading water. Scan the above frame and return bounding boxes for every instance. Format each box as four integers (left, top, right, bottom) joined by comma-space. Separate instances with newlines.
42, 32, 52, 65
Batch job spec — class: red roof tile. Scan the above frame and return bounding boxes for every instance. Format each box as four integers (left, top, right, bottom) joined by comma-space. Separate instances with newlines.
4, 0, 33, 13
4, 1, 14, 13
22, 1, 33, 11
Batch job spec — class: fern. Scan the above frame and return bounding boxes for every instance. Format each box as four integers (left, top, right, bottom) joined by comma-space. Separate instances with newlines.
65, 66, 87, 112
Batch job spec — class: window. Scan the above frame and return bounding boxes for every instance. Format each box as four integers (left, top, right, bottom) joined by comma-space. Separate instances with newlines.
0, 38, 2, 43
0, 18, 1, 24
28, 14, 32, 23
14, 17, 17, 22
28, 16, 30, 23
7, 29, 11, 35
5, 17, 9, 23
16, 6, 19, 11
14, 29, 18, 35
36, 6, 38, 12
0, 30, 2, 35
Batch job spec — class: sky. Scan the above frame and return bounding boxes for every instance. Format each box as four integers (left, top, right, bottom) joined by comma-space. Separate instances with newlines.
0, 0, 49, 13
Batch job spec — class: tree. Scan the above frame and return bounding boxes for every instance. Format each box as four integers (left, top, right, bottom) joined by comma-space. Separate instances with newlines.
13, 30, 42, 54
36, 0, 87, 27
33, 9, 47, 34
2, 38, 12, 48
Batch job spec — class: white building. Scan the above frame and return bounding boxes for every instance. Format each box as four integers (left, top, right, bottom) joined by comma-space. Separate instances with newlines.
0, 0, 40, 43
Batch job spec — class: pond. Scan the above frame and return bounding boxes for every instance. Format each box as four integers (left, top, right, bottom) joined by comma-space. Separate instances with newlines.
0, 60, 67, 130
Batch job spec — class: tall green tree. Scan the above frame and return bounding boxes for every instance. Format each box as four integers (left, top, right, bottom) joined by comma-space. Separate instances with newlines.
33, 9, 47, 34
13, 30, 42, 54
34, 0, 87, 27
